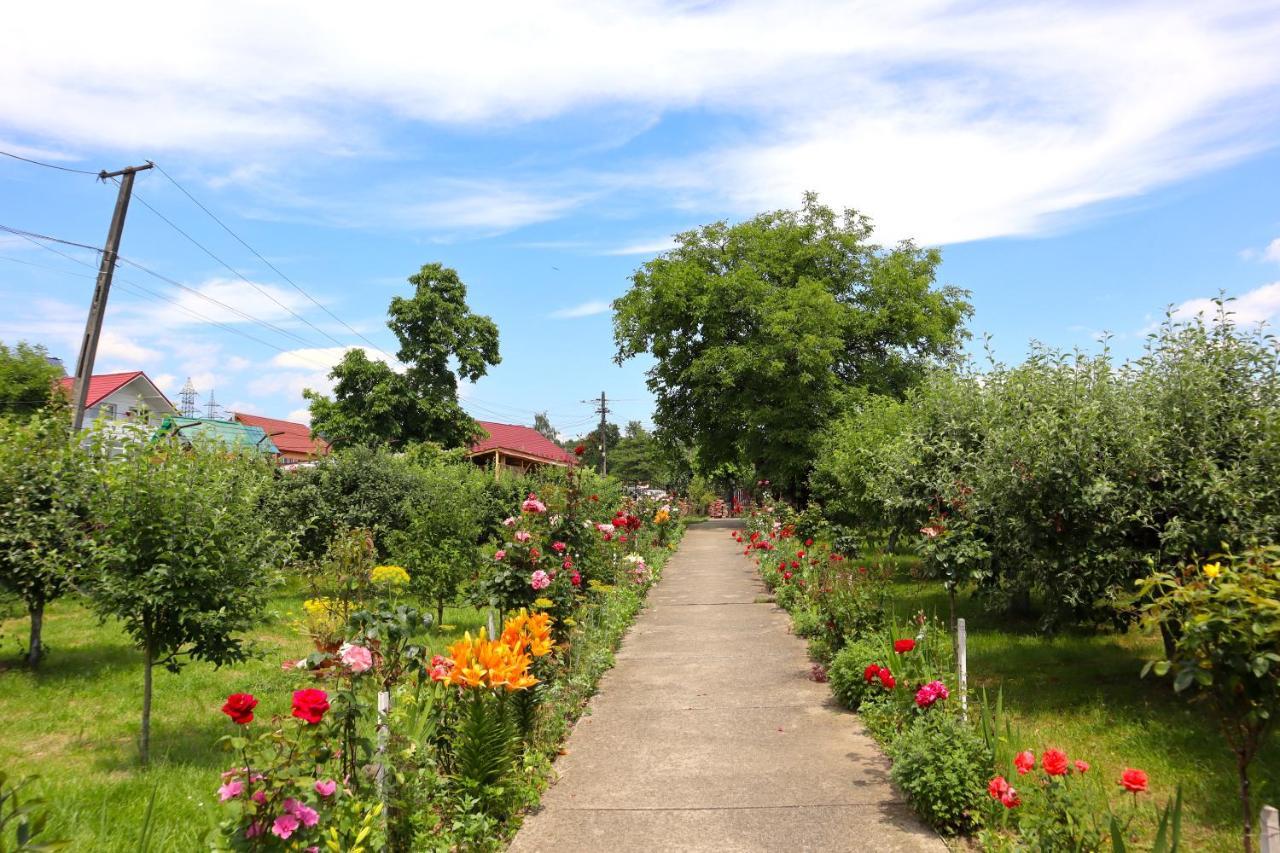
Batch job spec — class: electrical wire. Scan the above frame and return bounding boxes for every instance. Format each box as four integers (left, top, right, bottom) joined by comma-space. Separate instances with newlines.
115, 179, 344, 350
0, 224, 102, 253
6, 229, 335, 370
0, 149, 99, 176
151, 162, 397, 362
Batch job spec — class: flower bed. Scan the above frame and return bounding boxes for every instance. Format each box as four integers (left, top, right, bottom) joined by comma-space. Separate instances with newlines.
207, 487, 687, 851
741, 507, 1183, 851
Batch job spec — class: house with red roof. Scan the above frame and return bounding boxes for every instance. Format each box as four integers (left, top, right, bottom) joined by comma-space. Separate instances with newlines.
231, 412, 330, 465
58, 371, 177, 424
467, 420, 576, 477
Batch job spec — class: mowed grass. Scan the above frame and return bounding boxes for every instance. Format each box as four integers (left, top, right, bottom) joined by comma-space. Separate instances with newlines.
878, 560, 1278, 852
0, 588, 488, 851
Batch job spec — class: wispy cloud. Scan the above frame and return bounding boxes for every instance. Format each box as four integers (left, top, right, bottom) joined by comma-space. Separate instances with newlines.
603, 238, 676, 256
1265, 238, 1280, 263
550, 300, 611, 319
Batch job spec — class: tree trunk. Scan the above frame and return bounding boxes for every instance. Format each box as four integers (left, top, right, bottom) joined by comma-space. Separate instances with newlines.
1009, 588, 1032, 617
1239, 750, 1254, 853
27, 599, 44, 668
141, 643, 154, 767
886, 528, 900, 555
948, 585, 957, 633
436, 598, 445, 629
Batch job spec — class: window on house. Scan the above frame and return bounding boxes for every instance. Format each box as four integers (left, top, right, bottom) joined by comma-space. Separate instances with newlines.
101, 403, 118, 420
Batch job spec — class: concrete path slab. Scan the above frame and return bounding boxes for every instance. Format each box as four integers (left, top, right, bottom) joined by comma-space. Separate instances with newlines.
510, 521, 947, 853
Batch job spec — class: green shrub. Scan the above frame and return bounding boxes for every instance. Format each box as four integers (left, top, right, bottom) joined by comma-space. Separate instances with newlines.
827, 637, 886, 710
888, 712, 989, 834
857, 690, 904, 745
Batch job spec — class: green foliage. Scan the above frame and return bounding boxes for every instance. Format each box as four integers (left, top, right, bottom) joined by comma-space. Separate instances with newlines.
264, 446, 420, 562
0, 772, 65, 851
827, 636, 885, 710
613, 192, 971, 497
0, 341, 63, 420
1135, 546, 1280, 848
817, 305, 1280, 631
0, 407, 96, 666
306, 262, 500, 449
84, 430, 277, 764
386, 458, 489, 622
888, 711, 990, 834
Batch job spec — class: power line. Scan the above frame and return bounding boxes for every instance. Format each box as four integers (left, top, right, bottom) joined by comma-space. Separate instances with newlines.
152, 162, 396, 361
117, 180, 344, 350
6, 228, 335, 370
0, 224, 102, 253
0, 149, 99, 176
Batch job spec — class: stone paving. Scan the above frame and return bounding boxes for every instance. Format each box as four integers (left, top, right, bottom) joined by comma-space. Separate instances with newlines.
510, 520, 947, 852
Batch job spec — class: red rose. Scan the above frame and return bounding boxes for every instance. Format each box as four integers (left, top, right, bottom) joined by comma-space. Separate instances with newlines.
796, 551, 805, 559
1074, 760, 1090, 774
1014, 750, 1035, 775
1000, 787, 1021, 808
987, 775, 1010, 799
291, 689, 330, 725
877, 667, 896, 689
893, 639, 916, 654
574, 445, 585, 456
864, 664, 880, 683
1042, 748, 1069, 776
805, 538, 813, 546
1119, 768, 1148, 793
221, 693, 257, 725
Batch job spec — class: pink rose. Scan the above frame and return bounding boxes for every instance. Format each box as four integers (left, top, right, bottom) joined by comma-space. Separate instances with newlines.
272, 813, 300, 840
494, 550, 506, 561
531, 570, 551, 590
522, 493, 547, 513
503, 516, 517, 527
252, 790, 267, 805
515, 530, 531, 543
552, 541, 566, 553
339, 643, 373, 674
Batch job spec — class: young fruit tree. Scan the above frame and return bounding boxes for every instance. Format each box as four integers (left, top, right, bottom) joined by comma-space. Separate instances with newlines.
85, 429, 278, 765
0, 406, 97, 667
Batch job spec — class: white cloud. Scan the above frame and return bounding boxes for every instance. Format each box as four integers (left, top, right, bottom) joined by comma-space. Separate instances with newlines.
1173, 282, 1280, 325
1264, 238, 1280, 263
2, 3, 1279, 243
133, 277, 311, 328
550, 300, 612, 319
603, 239, 677, 256
287, 407, 312, 425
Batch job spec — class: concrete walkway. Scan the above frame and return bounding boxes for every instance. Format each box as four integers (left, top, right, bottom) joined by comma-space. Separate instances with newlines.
510, 521, 947, 852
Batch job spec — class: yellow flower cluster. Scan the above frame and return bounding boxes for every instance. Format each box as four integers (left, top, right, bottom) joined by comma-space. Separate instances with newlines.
443, 610, 554, 691
654, 509, 671, 524
533, 597, 555, 609
371, 564, 411, 586
303, 597, 335, 617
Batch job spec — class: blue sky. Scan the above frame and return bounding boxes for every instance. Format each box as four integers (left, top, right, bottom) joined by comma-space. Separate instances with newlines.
2, 1, 1280, 437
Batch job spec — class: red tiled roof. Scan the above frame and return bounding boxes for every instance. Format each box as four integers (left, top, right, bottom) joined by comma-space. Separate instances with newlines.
469, 421, 576, 465
231, 412, 330, 457
58, 371, 147, 408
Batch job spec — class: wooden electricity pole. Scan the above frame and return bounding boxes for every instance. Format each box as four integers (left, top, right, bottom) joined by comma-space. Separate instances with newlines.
70, 161, 153, 432
582, 391, 610, 475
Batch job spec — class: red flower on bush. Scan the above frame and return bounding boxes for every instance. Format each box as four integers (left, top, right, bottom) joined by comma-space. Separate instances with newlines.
864, 663, 881, 683
1001, 787, 1021, 808
1014, 750, 1035, 775
291, 689, 330, 725
988, 775, 1010, 799
1119, 768, 1149, 793
1074, 760, 1090, 774
805, 538, 813, 546
1042, 748, 1069, 776
221, 693, 257, 725
893, 639, 916, 653
574, 445, 586, 456
877, 667, 896, 689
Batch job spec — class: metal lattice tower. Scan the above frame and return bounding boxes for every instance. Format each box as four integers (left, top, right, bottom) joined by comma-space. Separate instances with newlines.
205, 389, 220, 420
179, 377, 198, 417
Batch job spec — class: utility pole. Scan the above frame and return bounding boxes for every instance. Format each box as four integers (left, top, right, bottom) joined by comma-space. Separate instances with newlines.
70, 161, 154, 432
582, 391, 610, 475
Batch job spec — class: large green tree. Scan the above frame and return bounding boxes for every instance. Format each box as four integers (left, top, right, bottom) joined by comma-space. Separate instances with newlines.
613, 193, 970, 498
0, 340, 64, 418
306, 263, 500, 448
608, 421, 671, 485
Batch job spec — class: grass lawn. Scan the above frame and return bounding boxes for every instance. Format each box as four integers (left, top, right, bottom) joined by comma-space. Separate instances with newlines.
0, 588, 488, 851
880, 562, 1278, 852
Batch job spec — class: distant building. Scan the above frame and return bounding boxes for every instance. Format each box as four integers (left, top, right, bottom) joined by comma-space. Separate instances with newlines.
231, 412, 330, 465
466, 420, 576, 477
153, 416, 281, 455
58, 371, 177, 424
